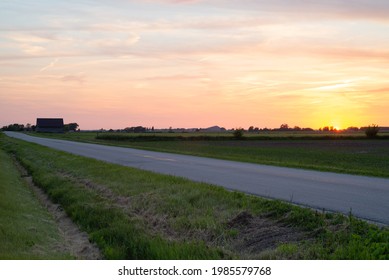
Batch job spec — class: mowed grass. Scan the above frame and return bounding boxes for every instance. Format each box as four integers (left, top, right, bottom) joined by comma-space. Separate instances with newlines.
31, 131, 389, 178
2, 133, 388, 259
0, 148, 71, 259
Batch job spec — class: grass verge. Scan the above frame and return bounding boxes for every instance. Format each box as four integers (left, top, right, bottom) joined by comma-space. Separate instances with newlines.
1, 133, 388, 259
0, 147, 72, 259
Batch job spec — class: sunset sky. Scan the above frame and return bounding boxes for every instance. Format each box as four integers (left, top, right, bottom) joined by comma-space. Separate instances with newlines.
1, 0, 389, 130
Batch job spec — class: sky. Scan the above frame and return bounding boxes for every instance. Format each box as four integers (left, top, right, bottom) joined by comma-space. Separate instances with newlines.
1, 0, 389, 130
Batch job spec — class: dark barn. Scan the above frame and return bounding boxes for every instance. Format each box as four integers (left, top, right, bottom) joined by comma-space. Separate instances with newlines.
36, 118, 64, 133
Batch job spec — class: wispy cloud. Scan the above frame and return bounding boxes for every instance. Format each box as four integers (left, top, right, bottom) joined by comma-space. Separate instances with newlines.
190, 0, 389, 22
60, 73, 86, 84
139, 74, 206, 81
40, 58, 59, 72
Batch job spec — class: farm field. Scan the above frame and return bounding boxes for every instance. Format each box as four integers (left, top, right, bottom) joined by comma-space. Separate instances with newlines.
29, 131, 389, 178
1, 133, 388, 259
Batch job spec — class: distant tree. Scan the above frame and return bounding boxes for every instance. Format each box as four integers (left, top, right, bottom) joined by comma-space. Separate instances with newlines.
293, 126, 301, 131
64, 123, 79, 132
365, 124, 379, 138
233, 128, 245, 139
69, 123, 79, 131
248, 126, 254, 132
280, 123, 289, 130
2, 123, 24, 131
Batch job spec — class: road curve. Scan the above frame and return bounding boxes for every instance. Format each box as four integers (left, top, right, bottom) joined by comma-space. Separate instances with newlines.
4, 131, 389, 225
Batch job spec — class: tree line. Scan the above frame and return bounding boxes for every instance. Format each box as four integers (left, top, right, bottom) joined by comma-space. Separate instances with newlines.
1, 123, 79, 132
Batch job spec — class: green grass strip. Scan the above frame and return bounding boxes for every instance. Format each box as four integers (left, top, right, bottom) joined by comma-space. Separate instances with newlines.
0, 148, 71, 259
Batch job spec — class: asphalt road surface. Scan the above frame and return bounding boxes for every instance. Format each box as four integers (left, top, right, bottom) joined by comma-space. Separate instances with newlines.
5, 131, 389, 225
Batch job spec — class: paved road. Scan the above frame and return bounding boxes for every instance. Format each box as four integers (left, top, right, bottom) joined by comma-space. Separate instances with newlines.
5, 131, 389, 225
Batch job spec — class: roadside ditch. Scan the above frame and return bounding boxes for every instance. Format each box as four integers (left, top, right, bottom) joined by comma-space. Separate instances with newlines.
11, 156, 102, 260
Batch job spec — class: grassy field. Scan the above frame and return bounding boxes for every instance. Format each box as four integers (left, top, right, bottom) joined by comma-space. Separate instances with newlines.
0, 147, 72, 259
29, 131, 389, 178
1, 133, 388, 259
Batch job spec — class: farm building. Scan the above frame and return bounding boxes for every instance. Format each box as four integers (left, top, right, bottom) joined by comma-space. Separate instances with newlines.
203, 125, 226, 132
35, 118, 64, 133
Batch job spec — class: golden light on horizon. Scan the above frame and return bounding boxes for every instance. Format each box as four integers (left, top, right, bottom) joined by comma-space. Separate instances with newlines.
1, 1, 389, 129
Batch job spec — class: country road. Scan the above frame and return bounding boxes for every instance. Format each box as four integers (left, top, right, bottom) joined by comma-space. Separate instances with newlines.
4, 131, 389, 225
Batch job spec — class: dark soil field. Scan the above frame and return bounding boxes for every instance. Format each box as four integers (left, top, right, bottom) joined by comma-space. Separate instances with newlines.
96, 138, 389, 178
